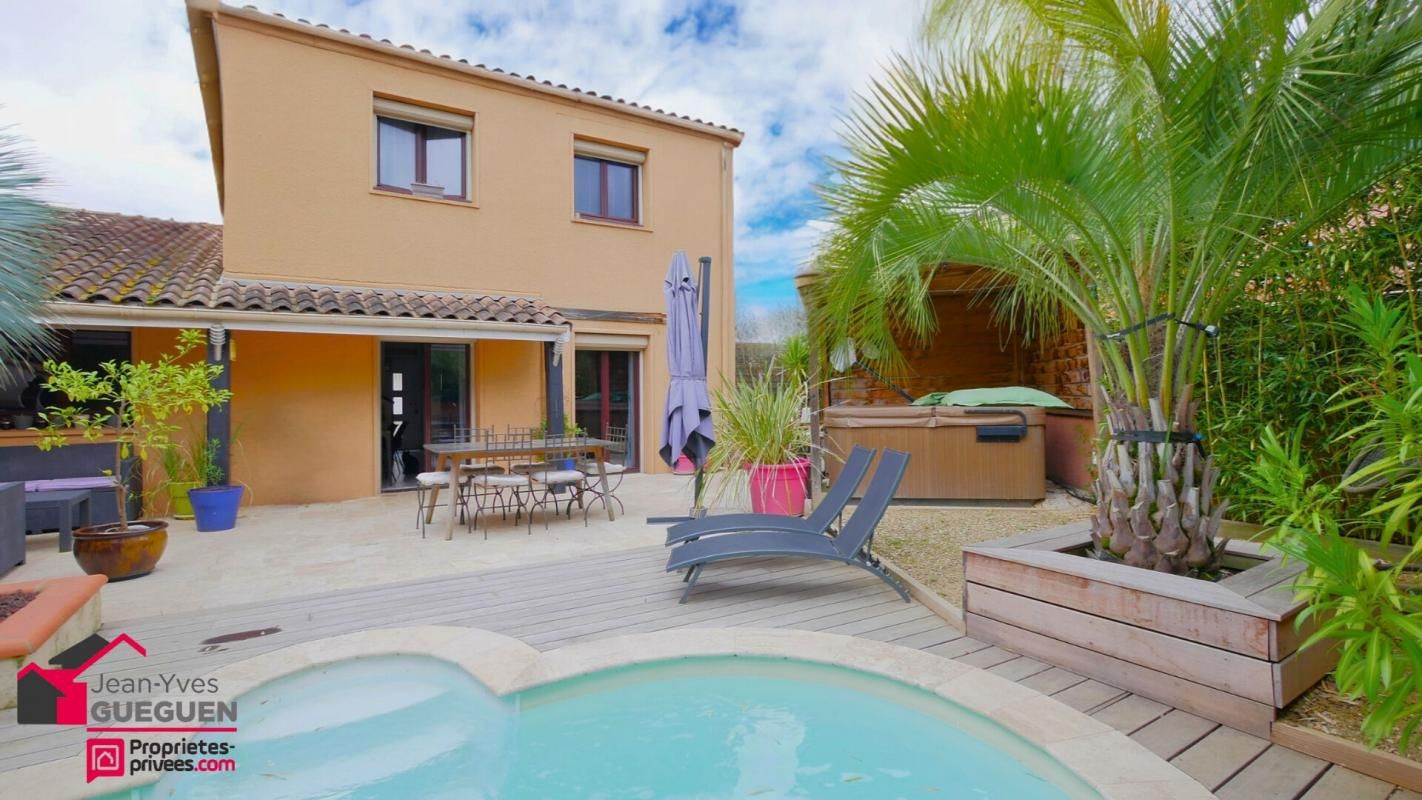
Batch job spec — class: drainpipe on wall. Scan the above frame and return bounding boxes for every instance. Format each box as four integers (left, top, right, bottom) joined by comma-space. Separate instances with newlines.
207, 324, 232, 485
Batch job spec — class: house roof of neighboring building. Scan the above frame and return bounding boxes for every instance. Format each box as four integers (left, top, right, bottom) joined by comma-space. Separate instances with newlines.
36, 209, 567, 328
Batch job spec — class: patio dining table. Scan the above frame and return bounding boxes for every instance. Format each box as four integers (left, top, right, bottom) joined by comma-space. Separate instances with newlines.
423, 436, 617, 540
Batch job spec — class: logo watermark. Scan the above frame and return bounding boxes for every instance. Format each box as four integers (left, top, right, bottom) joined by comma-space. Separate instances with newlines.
18, 633, 240, 784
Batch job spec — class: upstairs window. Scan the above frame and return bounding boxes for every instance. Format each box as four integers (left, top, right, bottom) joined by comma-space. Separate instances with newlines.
374, 98, 473, 201
573, 140, 645, 224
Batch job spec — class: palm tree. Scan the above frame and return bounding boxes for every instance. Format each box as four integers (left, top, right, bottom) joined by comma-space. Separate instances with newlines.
811, 0, 1422, 574
0, 126, 54, 366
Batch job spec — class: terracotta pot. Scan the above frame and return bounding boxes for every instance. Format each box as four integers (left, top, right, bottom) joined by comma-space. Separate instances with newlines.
72, 520, 168, 581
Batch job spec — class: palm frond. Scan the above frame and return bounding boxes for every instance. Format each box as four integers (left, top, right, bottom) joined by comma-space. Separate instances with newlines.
0, 126, 55, 369
814, 0, 1422, 410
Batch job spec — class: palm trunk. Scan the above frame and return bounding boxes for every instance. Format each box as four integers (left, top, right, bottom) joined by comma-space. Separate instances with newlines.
1090, 333, 1229, 575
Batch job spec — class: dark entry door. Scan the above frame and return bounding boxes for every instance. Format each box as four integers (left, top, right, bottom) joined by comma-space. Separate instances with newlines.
381, 343, 426, 490
381, 343, 470, 490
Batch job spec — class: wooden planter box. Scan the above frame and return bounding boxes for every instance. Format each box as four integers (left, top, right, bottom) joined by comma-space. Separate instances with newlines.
963, 522, 1335, 737
1273, 722, 1422, 792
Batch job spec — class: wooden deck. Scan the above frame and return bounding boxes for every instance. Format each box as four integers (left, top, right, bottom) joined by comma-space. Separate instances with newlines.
1, 546, 1413, 798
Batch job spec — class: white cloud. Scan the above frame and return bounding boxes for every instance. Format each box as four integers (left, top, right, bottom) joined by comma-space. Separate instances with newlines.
0, 0, 920, 300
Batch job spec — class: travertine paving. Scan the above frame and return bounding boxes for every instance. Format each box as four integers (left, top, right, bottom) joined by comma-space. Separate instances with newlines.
7, 473, 700, 620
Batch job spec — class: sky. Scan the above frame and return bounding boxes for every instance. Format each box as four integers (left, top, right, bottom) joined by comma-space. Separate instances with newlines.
0, 0, 921, 313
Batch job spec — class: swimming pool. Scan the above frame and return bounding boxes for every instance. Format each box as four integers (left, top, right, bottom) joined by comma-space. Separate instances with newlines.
115, 654, 1100, 799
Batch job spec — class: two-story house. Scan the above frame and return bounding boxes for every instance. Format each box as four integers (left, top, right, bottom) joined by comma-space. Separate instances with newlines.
3, 0, 741, 507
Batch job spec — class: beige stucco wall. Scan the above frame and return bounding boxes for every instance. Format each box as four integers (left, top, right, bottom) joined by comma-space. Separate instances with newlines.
474, 340, 545, 433
129, 329, 378, 511
230, 331, 380, 505
209, 15, 735, 476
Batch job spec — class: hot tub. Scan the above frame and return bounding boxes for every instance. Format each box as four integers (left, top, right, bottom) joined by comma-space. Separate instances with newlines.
822, 404, 1046, 502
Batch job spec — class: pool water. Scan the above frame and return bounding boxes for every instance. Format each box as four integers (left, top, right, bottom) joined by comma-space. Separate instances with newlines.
110, 655, 1100, 799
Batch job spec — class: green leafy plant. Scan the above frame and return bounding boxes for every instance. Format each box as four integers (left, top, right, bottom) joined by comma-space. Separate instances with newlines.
534, 417, 585, 438
36, 329, 232, 530
1204, 166, 1422, 520
1244, 290, 1422, 751
809, 0, 1422, 575
160, 440, 199, 486
196, 438, 225, 486
778, 333, 810, 388
703, 364, 812, 504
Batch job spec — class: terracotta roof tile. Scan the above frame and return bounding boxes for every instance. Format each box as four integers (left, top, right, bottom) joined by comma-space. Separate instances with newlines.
33, 209, 567, 328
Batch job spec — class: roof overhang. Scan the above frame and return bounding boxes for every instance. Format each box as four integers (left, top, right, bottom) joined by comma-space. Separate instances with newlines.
43, 302, 570, 343
187, 0, 225, 211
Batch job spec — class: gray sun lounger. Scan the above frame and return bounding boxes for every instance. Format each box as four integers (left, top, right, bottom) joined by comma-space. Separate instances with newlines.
663, 445, 876, 547
666, 449, 911, 603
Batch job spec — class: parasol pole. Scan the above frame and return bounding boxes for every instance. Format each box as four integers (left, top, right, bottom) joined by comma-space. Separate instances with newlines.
692, 256, 711, 513
649, 255, 713, 524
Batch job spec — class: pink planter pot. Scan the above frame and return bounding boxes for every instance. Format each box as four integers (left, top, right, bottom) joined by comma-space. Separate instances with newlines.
674, 455, 697, 475
746, 459, 810, 516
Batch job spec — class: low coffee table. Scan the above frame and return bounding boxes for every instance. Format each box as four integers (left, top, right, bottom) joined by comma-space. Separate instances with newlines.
24, 489, 92, 553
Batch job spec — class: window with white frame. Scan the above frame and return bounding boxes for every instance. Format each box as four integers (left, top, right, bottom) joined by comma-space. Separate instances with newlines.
374, 98, 473, 201
573, 140, 645, 224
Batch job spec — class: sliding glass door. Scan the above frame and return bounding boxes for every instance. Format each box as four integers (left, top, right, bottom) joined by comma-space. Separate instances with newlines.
428, 344, 469, 444
574, 350, 639, 470
381, 342, 469, 490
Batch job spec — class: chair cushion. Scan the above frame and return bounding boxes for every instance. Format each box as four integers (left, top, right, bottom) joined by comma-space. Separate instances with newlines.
459, 464, 505, 475
530, 469, 585, 484
579, 462, 627, 475
415, 472, 454, 486
474, 473, 530, 487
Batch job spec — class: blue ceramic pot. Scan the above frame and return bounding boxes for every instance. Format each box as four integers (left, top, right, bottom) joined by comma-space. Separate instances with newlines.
188, 485, 244, 532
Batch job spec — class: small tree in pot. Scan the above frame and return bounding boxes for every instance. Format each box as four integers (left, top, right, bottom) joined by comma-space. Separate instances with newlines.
36, 329, 230, 577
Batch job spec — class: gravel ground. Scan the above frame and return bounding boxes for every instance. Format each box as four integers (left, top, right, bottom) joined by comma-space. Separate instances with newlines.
1280, 677, 1419, 761
873, 489, 1092, 606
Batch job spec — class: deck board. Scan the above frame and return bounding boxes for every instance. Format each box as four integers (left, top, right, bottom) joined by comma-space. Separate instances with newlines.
1215, 745, 1330, 800
1051, 678, 1127, 712
1171, 726, 1273, 791
0, 544, 1408, 798
1019, 665, 1089, 695
1131, 710, 1220, 760
1302, 766, 1397, 800
1091, 694, 1171, 733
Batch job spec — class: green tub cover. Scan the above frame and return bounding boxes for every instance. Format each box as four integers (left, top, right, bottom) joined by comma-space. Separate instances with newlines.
912, 386, 1073, 408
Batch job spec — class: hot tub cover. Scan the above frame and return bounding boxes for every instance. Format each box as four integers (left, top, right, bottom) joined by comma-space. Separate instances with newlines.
913, 386, 1072, 409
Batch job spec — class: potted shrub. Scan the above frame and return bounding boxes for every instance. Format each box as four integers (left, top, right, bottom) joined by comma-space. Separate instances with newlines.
187, 440, 244, 532
705, 366, 813, 516
159, 441, 201, 520
534, 417, 586, 471
37, 329, 231, 580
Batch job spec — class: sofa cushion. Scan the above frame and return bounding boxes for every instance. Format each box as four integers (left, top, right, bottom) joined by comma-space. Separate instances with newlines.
24, 477, 116, 492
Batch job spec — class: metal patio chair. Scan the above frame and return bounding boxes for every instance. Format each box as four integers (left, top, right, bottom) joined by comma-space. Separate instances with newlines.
466, 430, 534, 537
578, 424, 630, 524
528, 433, 589, 528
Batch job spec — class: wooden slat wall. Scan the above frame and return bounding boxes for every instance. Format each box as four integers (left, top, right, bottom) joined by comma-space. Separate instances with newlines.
825, 426, 1046, 501
829, 293, 1027, 405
